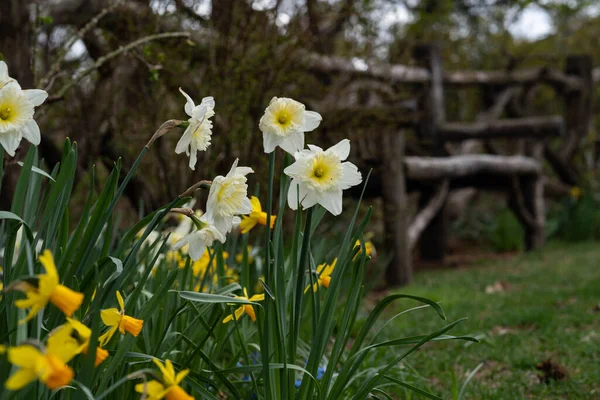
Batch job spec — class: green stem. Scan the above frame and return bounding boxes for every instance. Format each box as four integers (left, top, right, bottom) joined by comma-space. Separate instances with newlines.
262, 151, 276, 399
290, 207, 313, 392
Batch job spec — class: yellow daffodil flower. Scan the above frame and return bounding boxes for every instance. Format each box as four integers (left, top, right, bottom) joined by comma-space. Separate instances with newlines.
135, 358, 194, 400
4, 341, 74, 391
304, 259, 337, 293
222, 288, 264, 324
50, 318, 109, 366
570, 186, 582, 200
13, 250, 84, 323
239, 197, 276, 234
353, 240, 376, 259
99, 291, 144, 346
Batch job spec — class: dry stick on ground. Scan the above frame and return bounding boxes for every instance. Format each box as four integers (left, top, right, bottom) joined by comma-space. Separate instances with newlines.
408, 179, 449, 251
46, 31, 191, 103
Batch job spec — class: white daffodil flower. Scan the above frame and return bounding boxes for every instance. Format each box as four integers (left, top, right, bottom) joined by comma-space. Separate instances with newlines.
259, 96, 322, 154
0, 85, 47, 157
175, 88, 215, 170
284, 139, 362, 216
201, 159, 253, 235
0, 61, 18, 90
173, 224, 226, 261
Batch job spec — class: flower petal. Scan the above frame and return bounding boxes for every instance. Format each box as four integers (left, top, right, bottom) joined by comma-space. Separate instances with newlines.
179, 88, 195, 116
0, 129, 22, 157
327, 139, 351, 161
5, 368, 38, 391
302, 110, 322, 132
21, 120, 41, 146
317, 189, 343, 216
175, 125, 194, 154
100, 308, 121, 327
279, 131, 304, 155
22, 89, 48, 107
340, 162, 362, 189
262, 132, 282, 154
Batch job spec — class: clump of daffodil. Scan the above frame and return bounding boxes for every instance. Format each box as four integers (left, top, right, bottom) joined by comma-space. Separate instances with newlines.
175, 88, 215, 170
12, 250, 84, 323
0, 61, 48, 157
50, 318, 109, 366
284, 139, 362, 215
191, 251, 237, 292
166, 250, 187, 269
3, 340, 75, 391
135, 358, 194, 400
99, 291, 144, 346
222, 288, 264, 324
239, 196, 276, 234
305, 259, 337, 293
200, 158, 253, 235
191, 250, 229, 277
259, 96, 322, 154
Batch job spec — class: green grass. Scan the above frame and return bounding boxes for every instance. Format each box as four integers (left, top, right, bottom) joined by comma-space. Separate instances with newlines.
380, 241, 600, 399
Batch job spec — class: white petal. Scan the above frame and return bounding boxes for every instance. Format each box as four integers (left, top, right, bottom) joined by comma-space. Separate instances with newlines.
22, 89, 47, 107
301, 190, 318, 209
205, 226, 226, 243
179, 88, 195, 117
175, 125, 194, 154
318, 190, 343, 216
213, 215, 233, 236
226, 159, 240, 177
283, 158, 308, 178
0, 129, 22, 157
201, 96, 215, 110
307, 144, 323, 153
287, 180, 300, 210
188, 235, 208, 261
234, 167, 254, 176
188, 146, 198, 170
302, 110, 322, 132
327, 139, 351, 161
279, 131, 304, 155
239, 196, 252, 214
173, 233, 193, 251
340, 162, 362, 189
262, 132, 282, 153
21, 120, 41, 145
191, 105, 208, 121
287, 179, 310, 210
0, 61, 7, 82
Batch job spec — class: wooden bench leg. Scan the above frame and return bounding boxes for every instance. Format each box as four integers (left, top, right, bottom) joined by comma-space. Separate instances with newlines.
382, 131, 412, 286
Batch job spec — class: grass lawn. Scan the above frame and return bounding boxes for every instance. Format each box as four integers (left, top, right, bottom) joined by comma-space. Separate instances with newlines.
379, 241, 600, 399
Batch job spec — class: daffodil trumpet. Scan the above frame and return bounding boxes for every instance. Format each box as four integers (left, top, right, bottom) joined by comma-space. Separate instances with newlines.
3, 340, 74, 391
135, 358, 194, 400
10, 250, 84, 323
222, 288, 265, 324
99, 291, 144, 346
